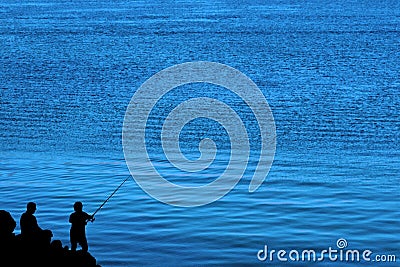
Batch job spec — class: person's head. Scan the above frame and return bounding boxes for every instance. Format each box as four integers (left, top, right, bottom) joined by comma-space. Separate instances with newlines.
26, 202, 36, 214
73, 201, 83, 212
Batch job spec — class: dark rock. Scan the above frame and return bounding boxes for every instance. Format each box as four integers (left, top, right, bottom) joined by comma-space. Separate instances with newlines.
0, 210, 100, 267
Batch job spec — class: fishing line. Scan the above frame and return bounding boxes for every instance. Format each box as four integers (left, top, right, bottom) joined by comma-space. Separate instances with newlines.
91, 175, 132, 218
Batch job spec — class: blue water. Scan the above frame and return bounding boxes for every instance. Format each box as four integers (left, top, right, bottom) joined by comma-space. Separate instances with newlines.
1, 0, 399, 266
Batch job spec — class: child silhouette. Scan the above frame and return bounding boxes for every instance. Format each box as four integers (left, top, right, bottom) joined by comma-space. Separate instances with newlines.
69, 201, 94, 252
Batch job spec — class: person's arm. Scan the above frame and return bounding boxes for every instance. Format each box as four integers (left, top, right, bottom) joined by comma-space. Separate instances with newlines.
85, 212, 95, 222
32, 216, 42, 231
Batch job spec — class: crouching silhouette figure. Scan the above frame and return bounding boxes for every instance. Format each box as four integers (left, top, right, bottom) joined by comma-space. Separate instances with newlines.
20, 202, 53, 248
69, 201, 94, 253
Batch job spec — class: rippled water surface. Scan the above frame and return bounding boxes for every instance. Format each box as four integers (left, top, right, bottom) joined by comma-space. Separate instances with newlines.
1, 0, 399, 266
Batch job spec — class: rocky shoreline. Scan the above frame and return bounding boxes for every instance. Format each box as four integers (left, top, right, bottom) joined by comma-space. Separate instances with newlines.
0, 210, 100, 267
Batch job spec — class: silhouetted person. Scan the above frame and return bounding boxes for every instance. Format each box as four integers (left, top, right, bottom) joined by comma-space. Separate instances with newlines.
0, 210, 17, 252
20, 202, 52, 247
0, 210, 18, 265
0, 210, 16, 240
20, 202, 42, 237
69, 201, 94, 253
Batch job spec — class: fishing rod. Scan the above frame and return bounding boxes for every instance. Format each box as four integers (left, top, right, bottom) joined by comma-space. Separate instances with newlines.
91, 175, 132, 219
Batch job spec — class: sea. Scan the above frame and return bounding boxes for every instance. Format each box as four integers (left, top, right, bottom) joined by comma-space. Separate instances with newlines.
0, 0, 399, 266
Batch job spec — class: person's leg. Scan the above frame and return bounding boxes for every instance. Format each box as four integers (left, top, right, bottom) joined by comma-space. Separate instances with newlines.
71, 241, 77, 251
70, 232, 77, 251
81, 237, 88, 253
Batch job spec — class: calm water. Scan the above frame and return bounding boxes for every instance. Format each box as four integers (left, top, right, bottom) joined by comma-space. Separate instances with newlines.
1, 0, 399, 266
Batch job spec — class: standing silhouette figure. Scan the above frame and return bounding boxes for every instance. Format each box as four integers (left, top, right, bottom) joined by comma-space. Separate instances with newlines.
69, 201, 94, 253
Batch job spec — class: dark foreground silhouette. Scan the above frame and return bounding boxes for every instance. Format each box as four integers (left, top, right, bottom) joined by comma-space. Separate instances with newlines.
0, 209, 101, 267
70, 201, 95, 253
